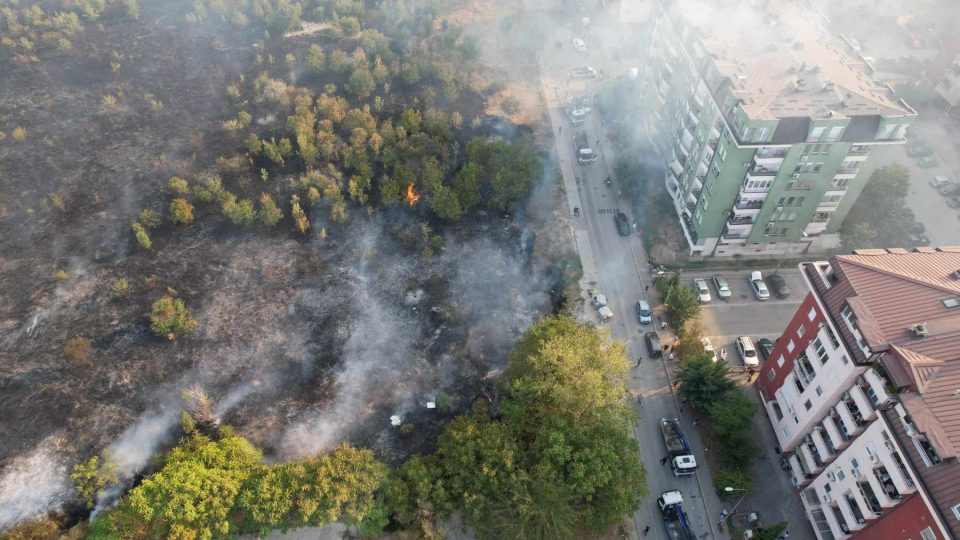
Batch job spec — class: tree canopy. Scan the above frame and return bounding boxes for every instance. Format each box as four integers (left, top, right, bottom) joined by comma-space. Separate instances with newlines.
676, 354, 736, 411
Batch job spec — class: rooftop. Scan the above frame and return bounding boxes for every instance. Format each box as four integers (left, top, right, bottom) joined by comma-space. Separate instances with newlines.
819, 248, 960, 457
673, 0, 914, 120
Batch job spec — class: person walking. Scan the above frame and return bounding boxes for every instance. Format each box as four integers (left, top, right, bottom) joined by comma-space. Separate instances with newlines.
636, 357, 642, 367
661, 320, 668, 330
645, 284, 649, 292
668, 352, 675, 361
660, 456, 669, 466
642, 525, 650, 536
559, 125, 562, 134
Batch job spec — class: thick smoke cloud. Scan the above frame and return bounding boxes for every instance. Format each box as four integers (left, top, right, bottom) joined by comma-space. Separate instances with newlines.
0, 438, 71, 528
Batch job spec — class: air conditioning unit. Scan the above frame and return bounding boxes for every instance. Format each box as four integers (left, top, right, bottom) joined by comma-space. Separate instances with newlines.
851, 467, 861, 478
826, 472, 836, 481
884, 440, 895, 451
800, 155, 809, 162
793, 173, 801, 178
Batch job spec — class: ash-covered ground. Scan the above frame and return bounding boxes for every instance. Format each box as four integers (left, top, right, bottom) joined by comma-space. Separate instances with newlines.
0, 0, 576, 529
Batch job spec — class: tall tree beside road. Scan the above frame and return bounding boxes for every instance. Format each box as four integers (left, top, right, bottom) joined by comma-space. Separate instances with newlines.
656, 273, 701, 334
677, 354, 737, 410
395, 316, 646, 539
710, 391, 759, 468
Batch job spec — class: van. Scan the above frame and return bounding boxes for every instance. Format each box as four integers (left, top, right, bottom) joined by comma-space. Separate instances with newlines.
570, 108, 587, 125
736, 336, 759, 367
636, 300, 652, 324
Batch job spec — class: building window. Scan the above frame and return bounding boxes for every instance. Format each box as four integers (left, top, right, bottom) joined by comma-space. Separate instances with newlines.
808, 307, 817, 321
952, 503, 960, 521
825, 126, 844, 141
768, 368, 777, 381
718, 145, 727, 162
841, 354, 849, 365
835, 470, 845, 481
773, 402, 784, 420
804, 400, 812, 410
808, 126, 825, 141
787, 340, 795, 353
777, 356, 785, 368
797, 324, 806, 338
814, 338, 828, 364
816, 386, 823, 396
921, 527, 936, 540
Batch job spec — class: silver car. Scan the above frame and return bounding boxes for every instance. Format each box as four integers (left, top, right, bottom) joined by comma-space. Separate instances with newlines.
750, 271, 770, 301
712, 274, 731, 299
693, 278, 711, 303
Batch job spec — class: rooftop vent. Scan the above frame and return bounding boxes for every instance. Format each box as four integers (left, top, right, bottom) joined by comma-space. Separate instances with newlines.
952, 269, 960, 280
823, 80, 835, 91
911, 323, 929, 338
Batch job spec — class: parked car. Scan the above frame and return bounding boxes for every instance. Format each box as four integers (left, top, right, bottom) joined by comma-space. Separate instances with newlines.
693, 278, 711, 303
700, 337, 718, 362
573, 95, 593, 113
757, 338, 775, 362
917, 156, 939, 168
645, 332, 662, 357
749, 271, 770, 301
947, 196, 960, 209
766, 274, 790, 299
570, 108, 587, 125
572, 37, 587, 52
711, 274, 731, 299
614, 212, 631, 236
937, 183, 959, 196
636, 300, 653, 324
570, 66, 597, 79
906, 144, 933, 158
735, 336, 760, 367
930, 176, 954, 189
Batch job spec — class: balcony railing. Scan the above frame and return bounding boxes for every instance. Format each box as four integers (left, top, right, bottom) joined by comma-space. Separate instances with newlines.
756, 147, 789, 159
845, 493, 866, 525
748, 165, 777, 177
830, 408, 851, 442
873, 466, 901, 500
848, 146, 870, 156
843, 391, 867, 427
858, 480, 882, 514
727, 214, 754, 226
806, 440, 824, 468
832, 505, 851, 535
735, 198, 763, 210
721, 226, 749, 240
837, 167, 860, 175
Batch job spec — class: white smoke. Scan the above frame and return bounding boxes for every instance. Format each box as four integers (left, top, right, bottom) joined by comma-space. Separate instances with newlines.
0, 438, 71, 529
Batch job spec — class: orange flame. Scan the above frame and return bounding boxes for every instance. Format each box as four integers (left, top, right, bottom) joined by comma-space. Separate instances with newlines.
405, 183, 421, 206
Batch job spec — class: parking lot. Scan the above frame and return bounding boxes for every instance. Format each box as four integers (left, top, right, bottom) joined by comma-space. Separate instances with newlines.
681, 269, 807, 369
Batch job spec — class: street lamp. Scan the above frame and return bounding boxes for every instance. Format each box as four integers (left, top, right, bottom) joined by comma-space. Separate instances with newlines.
719, 487, 748, 525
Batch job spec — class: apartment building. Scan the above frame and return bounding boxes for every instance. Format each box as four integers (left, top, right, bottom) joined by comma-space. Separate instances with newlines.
642, 0, 916, 257
754, 248, 960, 540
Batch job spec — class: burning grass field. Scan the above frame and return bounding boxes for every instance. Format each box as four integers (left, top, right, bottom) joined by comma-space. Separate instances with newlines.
0, 0, 578, 530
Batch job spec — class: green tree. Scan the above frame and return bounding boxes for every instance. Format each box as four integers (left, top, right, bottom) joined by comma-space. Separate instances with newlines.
169, 198, 194, 225
306, 44, 325, 72
149, 295, 198, 339
714, 467, 756, 495
453, 161, 481, 211
131, 222, 151, 250
167, 176, 189, 194
676, 354, 736, 410
710, 390, 757, 440
72, 454, 118, 509
222, 196, 256, 225
665, 283, 700, 332
291, 194, 309, 234
429, 184, 461, 220
345, 67, 375, 98
258, 193, 283, 226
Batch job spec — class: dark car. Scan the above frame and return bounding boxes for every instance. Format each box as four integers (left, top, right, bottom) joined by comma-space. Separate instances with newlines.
947, 196, 960, 209
906, 144, 933, 158
767, 274, 790, 298
644, 332, 662, 358
757, 338, 775, 362
614, 212, 631, 236
917, 156, 939, 168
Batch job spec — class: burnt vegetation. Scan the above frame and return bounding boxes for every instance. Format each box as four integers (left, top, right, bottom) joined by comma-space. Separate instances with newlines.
0, 0, 592, 536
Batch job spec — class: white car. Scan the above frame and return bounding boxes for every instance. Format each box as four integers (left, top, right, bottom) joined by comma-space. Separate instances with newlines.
572, 38, 587, 52
693, 278, 711, 303
750, 271, 770, 301
700, 337, 718, 362
930, 176, 954, 188
736, 336, 760, 367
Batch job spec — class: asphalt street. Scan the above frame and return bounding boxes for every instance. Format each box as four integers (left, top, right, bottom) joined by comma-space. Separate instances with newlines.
538, 15, 724, 540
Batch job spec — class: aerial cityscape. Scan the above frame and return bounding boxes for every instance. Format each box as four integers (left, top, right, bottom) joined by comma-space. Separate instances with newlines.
1, 0, 959, 539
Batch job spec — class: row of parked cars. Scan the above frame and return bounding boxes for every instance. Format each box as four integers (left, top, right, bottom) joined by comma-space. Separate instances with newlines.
930, 175, 960, 211
690, 272, 790, 303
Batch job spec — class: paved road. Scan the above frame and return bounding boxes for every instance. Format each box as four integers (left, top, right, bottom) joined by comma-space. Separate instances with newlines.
537, 13, 724, 540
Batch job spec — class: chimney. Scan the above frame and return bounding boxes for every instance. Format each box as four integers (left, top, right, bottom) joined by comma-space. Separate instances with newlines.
911, 323, 928, 338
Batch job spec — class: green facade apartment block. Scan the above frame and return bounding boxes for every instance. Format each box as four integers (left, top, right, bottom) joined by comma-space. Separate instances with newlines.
642, 0, 916, 257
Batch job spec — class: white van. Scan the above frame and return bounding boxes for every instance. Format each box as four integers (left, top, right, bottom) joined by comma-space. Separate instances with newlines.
736, 336, 759, 367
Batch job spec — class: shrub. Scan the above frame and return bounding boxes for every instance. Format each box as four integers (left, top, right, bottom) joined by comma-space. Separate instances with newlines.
291, 194, 309, 234
12, 127, 26, 141
149, 295, 198, 339
257, 193, 283, 226
714, 468, 756, 495
169, 198, 195, 225
112, 277, 131, 297
167, 176, 189, 194
222, 197, 255, 226
139, 209, 162, 229
132, 222, 151, 250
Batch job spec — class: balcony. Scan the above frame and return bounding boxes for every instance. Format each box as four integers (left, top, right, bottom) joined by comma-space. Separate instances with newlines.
805, 222, 829, 236
805, 438, 824, 468
746, 166, 777, 179
848, 145, 870, 156
756, 147, 789, 159
844, 493, 866, 526
797, 352, 817, 382
735, 197, 763, 210
873, 466, 901, 501
825, 185, 848, 196
831, 505, 851, 535
917, 434, 943, 465
857, 480, 882, 515
834, 168, 859, 179
727, 214, 754, 226
829, 407, 852, 442
843, 391, 868, 427
721, 225, 749, 242
816, 426, 837, 457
